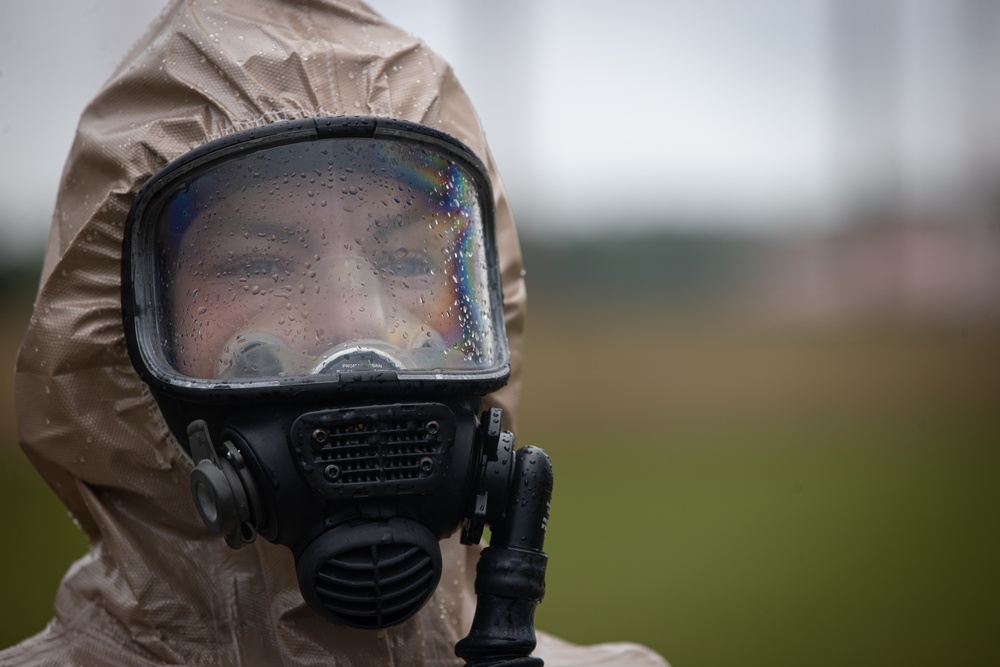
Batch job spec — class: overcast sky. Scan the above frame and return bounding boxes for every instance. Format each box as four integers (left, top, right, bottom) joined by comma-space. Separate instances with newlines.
0, 1, 991, 261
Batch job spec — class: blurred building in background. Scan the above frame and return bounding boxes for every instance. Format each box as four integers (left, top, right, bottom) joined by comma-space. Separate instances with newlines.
518, 0, 1000, 326
754, 0, 1000, 325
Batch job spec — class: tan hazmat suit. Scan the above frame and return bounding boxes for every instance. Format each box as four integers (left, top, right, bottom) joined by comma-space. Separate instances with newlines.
1, 1, 668, 665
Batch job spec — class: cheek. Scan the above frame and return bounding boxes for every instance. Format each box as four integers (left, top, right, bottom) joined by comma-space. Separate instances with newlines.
390, 281, 461, 341
171, 281, 261, 378
426, 289, 461, 338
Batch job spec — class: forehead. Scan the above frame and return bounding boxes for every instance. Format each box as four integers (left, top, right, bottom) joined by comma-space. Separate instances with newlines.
157, 140, 487, 306
164, 137, 480, 252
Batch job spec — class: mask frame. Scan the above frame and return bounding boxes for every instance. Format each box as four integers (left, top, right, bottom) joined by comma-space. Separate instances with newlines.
122, 116, 510, 409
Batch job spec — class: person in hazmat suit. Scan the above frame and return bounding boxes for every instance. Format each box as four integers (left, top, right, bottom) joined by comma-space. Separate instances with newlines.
1, 1, 669, 665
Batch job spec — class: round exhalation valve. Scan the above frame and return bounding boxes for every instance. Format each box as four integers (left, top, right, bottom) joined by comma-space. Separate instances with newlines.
296, 517, 443, 629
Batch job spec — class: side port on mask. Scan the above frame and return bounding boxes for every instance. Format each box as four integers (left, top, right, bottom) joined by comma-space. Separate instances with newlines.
187, 420, 263, 549
461, 407, 516, 546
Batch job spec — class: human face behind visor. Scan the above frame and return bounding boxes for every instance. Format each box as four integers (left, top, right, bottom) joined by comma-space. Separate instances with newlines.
126, 118, 508, 396
167, 143, 489, 380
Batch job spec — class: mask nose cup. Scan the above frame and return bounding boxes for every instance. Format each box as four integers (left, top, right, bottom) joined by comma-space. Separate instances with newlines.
295, 517, 442, 628
311, 343, 405, 375
217, 332, 313, 379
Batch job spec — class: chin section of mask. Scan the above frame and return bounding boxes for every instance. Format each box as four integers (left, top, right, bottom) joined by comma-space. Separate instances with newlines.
185, 401, 554, 662
217, 330, 449, 379
296, 516, 443, 628
285, 403, 459, 626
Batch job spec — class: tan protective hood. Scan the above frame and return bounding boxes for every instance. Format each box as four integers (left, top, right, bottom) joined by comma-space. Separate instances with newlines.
2, 1, 666, 664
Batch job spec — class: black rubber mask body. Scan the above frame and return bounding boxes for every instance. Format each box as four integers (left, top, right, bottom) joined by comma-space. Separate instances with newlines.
122, 117, 516, 629
185, 398, 493, 628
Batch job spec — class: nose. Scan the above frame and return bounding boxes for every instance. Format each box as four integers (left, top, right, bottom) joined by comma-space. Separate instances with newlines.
289, 254, 391, 353
215, 255, 392, 377
214, 253, 450, 378
239, 254, 435, 355
219, 250, 445, 366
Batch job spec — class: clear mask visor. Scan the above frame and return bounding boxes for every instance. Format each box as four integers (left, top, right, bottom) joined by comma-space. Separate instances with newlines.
148, 137, 499, 381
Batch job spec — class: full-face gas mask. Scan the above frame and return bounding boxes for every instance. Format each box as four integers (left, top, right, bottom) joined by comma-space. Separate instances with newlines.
122, 117, 551, 665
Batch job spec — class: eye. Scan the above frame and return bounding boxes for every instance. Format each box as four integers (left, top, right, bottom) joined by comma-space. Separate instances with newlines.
216, 253, 291, 278
381, 252, 434, 278
246, 256, 288, 276
392, 256, 434, 277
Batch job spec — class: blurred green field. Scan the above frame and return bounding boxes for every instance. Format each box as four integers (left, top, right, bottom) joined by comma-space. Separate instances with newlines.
1, 269, 999, 665
520, 315, 1000, 665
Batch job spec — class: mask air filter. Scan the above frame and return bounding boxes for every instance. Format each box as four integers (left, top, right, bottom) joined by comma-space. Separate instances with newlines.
296, 517, 443, 628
